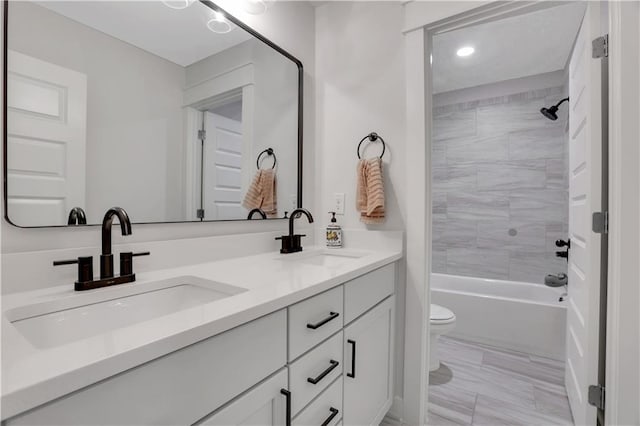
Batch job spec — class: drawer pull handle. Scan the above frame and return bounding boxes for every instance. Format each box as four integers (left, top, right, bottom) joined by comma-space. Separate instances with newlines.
306, 312, 340, 330
280, 389, 291, 426
320, 407, 340, 426
307, 360, 340, 385
347, 339, 356, 378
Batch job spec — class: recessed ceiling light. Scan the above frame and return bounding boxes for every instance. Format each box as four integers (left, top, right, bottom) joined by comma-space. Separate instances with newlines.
207, 12, 233, 34
243, 0, 267, 15
161, 0, 194, 10
456, 46, 475, 57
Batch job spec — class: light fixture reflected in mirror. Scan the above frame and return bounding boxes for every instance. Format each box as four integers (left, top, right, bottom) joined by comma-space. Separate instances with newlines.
242, 0, 267, 15
161, 0, 195, 10
207, 11, 233, 33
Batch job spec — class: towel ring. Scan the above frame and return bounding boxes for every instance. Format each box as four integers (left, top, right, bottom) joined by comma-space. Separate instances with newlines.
256, 148, 277, 169
357, 132, 386, 159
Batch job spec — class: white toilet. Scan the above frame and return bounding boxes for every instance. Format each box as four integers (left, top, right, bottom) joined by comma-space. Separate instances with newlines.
429, 304, 456, 372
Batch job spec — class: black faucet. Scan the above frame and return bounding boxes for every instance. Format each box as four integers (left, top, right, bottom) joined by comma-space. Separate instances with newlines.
54, 207, 149, 291
247, 208, 267, 220
276, 208, 314, 254
101, 207, 132, 279
67, 207, 87, 225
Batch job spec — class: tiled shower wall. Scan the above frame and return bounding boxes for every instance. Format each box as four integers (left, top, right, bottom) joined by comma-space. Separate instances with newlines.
431, 86, 569, 283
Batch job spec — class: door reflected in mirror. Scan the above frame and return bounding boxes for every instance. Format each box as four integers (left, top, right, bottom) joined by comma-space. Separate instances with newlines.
4, 0, 301, 227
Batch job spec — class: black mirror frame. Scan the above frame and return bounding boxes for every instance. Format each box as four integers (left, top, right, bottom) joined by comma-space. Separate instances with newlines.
2, 0, 303, 228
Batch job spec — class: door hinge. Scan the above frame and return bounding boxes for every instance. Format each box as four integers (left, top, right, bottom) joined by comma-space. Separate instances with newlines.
592, 34, 608, 58
196, 209, 205, 219
588, 384, 605, 410
592, 211, 608, 234
198, 129, 206, 140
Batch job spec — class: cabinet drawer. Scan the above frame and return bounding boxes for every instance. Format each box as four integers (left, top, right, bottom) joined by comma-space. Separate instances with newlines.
289, 286, 343, 360
293, 376, 342, 426
6, 310, 287, 426
289, 331, 343, 415
344, 263, 395, 324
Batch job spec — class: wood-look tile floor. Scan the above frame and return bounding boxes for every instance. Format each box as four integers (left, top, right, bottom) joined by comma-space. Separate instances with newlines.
428, 337, 574, 426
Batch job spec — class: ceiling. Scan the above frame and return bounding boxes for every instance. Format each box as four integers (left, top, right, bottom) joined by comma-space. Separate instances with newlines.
432, 2, 586, 94
35, 1, 253, 67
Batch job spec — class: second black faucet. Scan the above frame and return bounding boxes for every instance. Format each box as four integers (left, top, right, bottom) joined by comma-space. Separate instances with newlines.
276, 208, 314, 254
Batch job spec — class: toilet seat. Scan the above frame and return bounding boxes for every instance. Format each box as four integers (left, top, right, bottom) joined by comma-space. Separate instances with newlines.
430, 304, 455, 325
429, 303, 457, 372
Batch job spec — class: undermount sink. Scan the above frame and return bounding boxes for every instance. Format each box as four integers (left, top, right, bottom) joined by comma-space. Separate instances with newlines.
290, 250, 368, 268
6, 277, 246, 349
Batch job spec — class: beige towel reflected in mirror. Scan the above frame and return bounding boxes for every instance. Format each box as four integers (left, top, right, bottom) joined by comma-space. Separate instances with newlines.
356, 158, 385, 224
243, 169, 278, 217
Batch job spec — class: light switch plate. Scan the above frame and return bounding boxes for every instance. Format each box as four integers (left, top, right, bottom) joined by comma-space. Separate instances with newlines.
334, 193, 345, 215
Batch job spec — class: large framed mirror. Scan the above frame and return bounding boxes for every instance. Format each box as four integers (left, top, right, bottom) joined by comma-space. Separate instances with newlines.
3, 0, 302, 227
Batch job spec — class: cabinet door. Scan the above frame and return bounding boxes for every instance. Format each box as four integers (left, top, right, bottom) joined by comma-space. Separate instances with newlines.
343, 296, 394, 426
197, 369, 288, 426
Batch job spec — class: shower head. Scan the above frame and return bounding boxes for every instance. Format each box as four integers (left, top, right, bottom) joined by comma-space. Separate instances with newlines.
540, 97, 569, 121
540, 106, 560, 120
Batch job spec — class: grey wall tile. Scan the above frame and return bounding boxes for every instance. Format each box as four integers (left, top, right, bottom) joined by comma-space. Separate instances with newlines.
477, 221, 546, 252
509, 189, 568, 223
433, 165, 477, 191
433, 191, 447, 216
431, 84, 569, 283
509, 251, 553, 284
446, 134, 509, 164
433, 218, 477, 248
545, 223, 567, 254
509, 127, 565, 161
476, 98, 548, 137
446, 247, 510, 280
432, 139, 447, 167
447, 191, 509, 220
477, 161, 546, 191
431, 244, 447, 274
546, 159, 567, 189
433, 109, 477, 140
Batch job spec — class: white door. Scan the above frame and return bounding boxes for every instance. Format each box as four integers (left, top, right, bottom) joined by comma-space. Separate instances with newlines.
343, 296, 394, 426
566, 4, 603, 425
203, 111, 244, 220
197, 369, 288, 426
6, 50, 87, 226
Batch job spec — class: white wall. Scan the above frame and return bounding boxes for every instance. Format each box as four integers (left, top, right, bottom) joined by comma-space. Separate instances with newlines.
8, 2, 186, 224
0, 1, 315, 255
314, 1, 407, 419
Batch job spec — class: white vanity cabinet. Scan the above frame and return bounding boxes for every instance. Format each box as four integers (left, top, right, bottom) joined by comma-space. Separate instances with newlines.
3, 262, 397, 426
196, 369, 288, 426
343, 296, 395, 426
287, 263, 395, 426
4, 311, 288, 426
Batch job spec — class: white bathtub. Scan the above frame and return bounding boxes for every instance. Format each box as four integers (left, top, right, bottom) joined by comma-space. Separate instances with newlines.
431, 273, 567, 360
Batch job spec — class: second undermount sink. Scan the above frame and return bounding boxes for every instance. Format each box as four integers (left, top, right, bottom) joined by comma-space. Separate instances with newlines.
6, 277, 246, 349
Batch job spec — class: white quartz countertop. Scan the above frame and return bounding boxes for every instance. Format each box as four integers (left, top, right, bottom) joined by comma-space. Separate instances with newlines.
1, 245, 402, 420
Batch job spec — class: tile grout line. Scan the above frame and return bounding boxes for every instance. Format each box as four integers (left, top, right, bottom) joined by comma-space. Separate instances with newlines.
470, 393, 479, 426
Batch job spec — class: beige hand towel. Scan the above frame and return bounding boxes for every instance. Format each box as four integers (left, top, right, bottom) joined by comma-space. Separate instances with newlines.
356, 158, 385, 224
242, 169, 277, 217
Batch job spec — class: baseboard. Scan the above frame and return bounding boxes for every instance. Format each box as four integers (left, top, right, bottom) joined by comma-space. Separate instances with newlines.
383, 396, 404, 425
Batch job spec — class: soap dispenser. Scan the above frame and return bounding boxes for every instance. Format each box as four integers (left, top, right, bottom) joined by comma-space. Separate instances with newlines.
326, 212, 343, 248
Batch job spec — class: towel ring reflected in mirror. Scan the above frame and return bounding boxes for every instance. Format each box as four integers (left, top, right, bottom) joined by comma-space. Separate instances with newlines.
256, 148, 277, 169
357, 132, 386, 159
